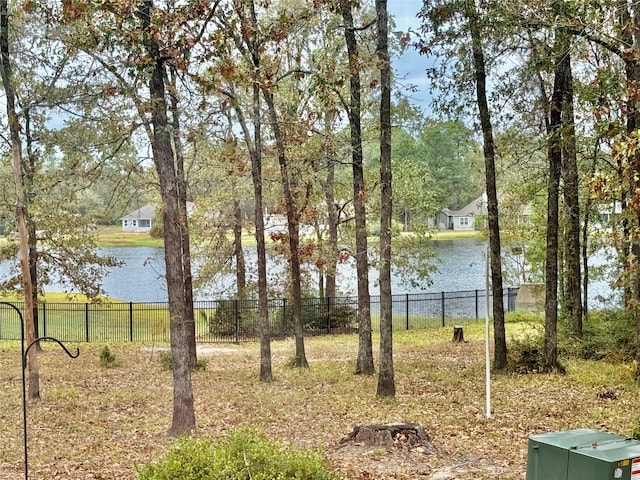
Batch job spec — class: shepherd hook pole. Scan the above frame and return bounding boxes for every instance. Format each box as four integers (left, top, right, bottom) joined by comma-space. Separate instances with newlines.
0, 302, 79, 480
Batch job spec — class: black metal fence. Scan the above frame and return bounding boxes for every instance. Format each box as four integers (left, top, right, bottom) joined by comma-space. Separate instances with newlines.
0, 288, 518, 344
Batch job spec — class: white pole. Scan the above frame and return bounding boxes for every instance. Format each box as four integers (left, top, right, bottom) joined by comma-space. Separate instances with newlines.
485, 241, 492, 419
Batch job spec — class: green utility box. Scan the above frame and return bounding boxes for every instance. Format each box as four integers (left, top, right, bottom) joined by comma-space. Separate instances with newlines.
526, 429, 640, 480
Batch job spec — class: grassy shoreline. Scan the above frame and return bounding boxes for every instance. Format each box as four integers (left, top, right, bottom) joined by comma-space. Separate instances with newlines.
93, 225, 483, 248
94, 226, 164, 248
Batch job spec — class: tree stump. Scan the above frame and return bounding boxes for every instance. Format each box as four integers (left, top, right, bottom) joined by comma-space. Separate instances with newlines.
452, 325, 464, 343
340, 422, 433, 453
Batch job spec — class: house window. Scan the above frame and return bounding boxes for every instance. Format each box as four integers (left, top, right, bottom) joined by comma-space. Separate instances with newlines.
123, 220, 128, 227
459, 217, 469, 226
600, 213, 610, 223
139, 219, 150, 228
132, 220, 137, 227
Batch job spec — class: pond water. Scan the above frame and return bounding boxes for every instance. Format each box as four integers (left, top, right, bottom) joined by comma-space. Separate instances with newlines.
94, 239, 492, 302
1, 239, 618, 306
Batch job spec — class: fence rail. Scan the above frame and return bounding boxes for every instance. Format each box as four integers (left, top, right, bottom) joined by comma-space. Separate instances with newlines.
0, 288, 518, 344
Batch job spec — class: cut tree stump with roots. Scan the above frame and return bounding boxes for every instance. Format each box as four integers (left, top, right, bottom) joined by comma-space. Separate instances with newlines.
340, 422, 433, 453
452, 325, 464, 343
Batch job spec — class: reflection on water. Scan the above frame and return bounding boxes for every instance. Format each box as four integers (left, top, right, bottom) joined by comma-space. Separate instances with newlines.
0, 239, 617, 306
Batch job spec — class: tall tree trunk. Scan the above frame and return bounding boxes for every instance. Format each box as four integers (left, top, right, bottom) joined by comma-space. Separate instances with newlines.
320, 116, 339, 331
0, 0, 40, 401
168, 67, 197, 366
543, 31, 569, 373
25, 108, 42, 352
322, 118, 339, 303
342, 0, 374, 376
262, 90, 308, 368
233, 199, 247, 295
249, 75, 272, 381
322, 149, 338, 322
376, 0, 395, 397
228, 92, 271, 380
582, 148, 599, 321
560, 50, 582, 337
139, 0, 195, 435
323, 162, 338, 301
468, 5, 507, 370
227, 0, 272, 382
625, 1, 640, 383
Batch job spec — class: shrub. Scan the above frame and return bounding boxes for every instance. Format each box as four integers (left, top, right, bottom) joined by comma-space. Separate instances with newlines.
507, 324, 545, 373
559, 310, 636, 362
99, 345, 117, 368
136, 428, 343, 480
149, 226, 163, 238
136, 434, 215, 480
277, 299, 356, 334
206, 301, 260, 338
326, 305, 357, 330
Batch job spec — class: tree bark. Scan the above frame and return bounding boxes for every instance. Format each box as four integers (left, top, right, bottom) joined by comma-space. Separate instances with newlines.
0, 0, 40, 401
139, 0, 195, 435
248, 1, 272, 379
467, 4, 507, 370
376, 0, 395, 397
233, 199, 247, 295
322, 138, 338, 303
342, 0, 374, 376
248, 79, 272, 381
322, 138, 338, 328
167, 67, 197, 367
543, 29, 570, 373
25, 109, 42, 352
625, 1, 640, 383
227, 0, 272, 382
560, 50, 582, 337
262, 90, 308, 368
452, 325, 465, 343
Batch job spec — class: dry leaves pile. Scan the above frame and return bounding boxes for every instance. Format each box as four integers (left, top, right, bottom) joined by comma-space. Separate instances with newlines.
0, 325, 637, 480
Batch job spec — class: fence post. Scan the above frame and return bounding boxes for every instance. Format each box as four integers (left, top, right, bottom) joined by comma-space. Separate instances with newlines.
326, 296, 331, 333
129, 302, 134, 342
475, 289, 479, 319
42, 303, 46, 338
405, 294, 409, 330
508, 287, 516, 311
441, 291, 445, 327
234, 299, 240, 344
85, 303, 90, 342
282, 298, 287, 338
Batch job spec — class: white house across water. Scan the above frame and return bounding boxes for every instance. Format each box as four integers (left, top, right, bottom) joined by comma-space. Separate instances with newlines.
121, 204, 155, 233
436, 194, 486, 231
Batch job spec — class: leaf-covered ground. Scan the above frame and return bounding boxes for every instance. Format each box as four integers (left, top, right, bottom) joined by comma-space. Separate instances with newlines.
0, 323, 638, 479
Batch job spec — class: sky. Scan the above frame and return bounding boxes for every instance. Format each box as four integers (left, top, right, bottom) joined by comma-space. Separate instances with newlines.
388, 0, 434, 115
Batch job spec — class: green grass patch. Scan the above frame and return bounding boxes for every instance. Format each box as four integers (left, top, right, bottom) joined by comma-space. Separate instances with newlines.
136, 428, 342, 480
565, 358, 636, 388
369, 314, 485, 332
429, 230, 483, 240
0, 301, 170, 343
95, 226, 164, 248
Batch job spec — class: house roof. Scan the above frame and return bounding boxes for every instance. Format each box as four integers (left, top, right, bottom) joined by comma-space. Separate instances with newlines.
121, 204, 156, 221
441, 194, 485, 217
